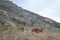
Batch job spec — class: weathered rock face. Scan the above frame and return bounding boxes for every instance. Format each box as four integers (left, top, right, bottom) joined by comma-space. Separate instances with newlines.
0, 0, 59, 27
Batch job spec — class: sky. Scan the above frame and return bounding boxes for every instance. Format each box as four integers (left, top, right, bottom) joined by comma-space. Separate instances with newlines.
10, 0, 60, 23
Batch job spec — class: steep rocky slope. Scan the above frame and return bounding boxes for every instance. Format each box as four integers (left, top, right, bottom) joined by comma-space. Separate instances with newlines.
0, 0, 59, 27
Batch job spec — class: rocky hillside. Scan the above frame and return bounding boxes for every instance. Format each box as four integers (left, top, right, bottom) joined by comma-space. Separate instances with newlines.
0, 0, 59, 27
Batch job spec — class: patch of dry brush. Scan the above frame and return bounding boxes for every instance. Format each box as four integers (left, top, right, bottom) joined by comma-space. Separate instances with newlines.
0, 26, 60, 40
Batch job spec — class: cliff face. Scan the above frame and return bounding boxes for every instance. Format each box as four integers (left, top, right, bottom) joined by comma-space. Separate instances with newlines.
0, 0, 59, 27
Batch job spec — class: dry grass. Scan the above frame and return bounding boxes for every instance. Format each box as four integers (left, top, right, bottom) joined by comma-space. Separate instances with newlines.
0, 26, 60, 40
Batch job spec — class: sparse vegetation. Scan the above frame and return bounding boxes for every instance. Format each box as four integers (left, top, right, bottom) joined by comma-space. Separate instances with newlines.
12, 18, 26, 25
0, 26, 60, 40
0, 4, 12, 11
